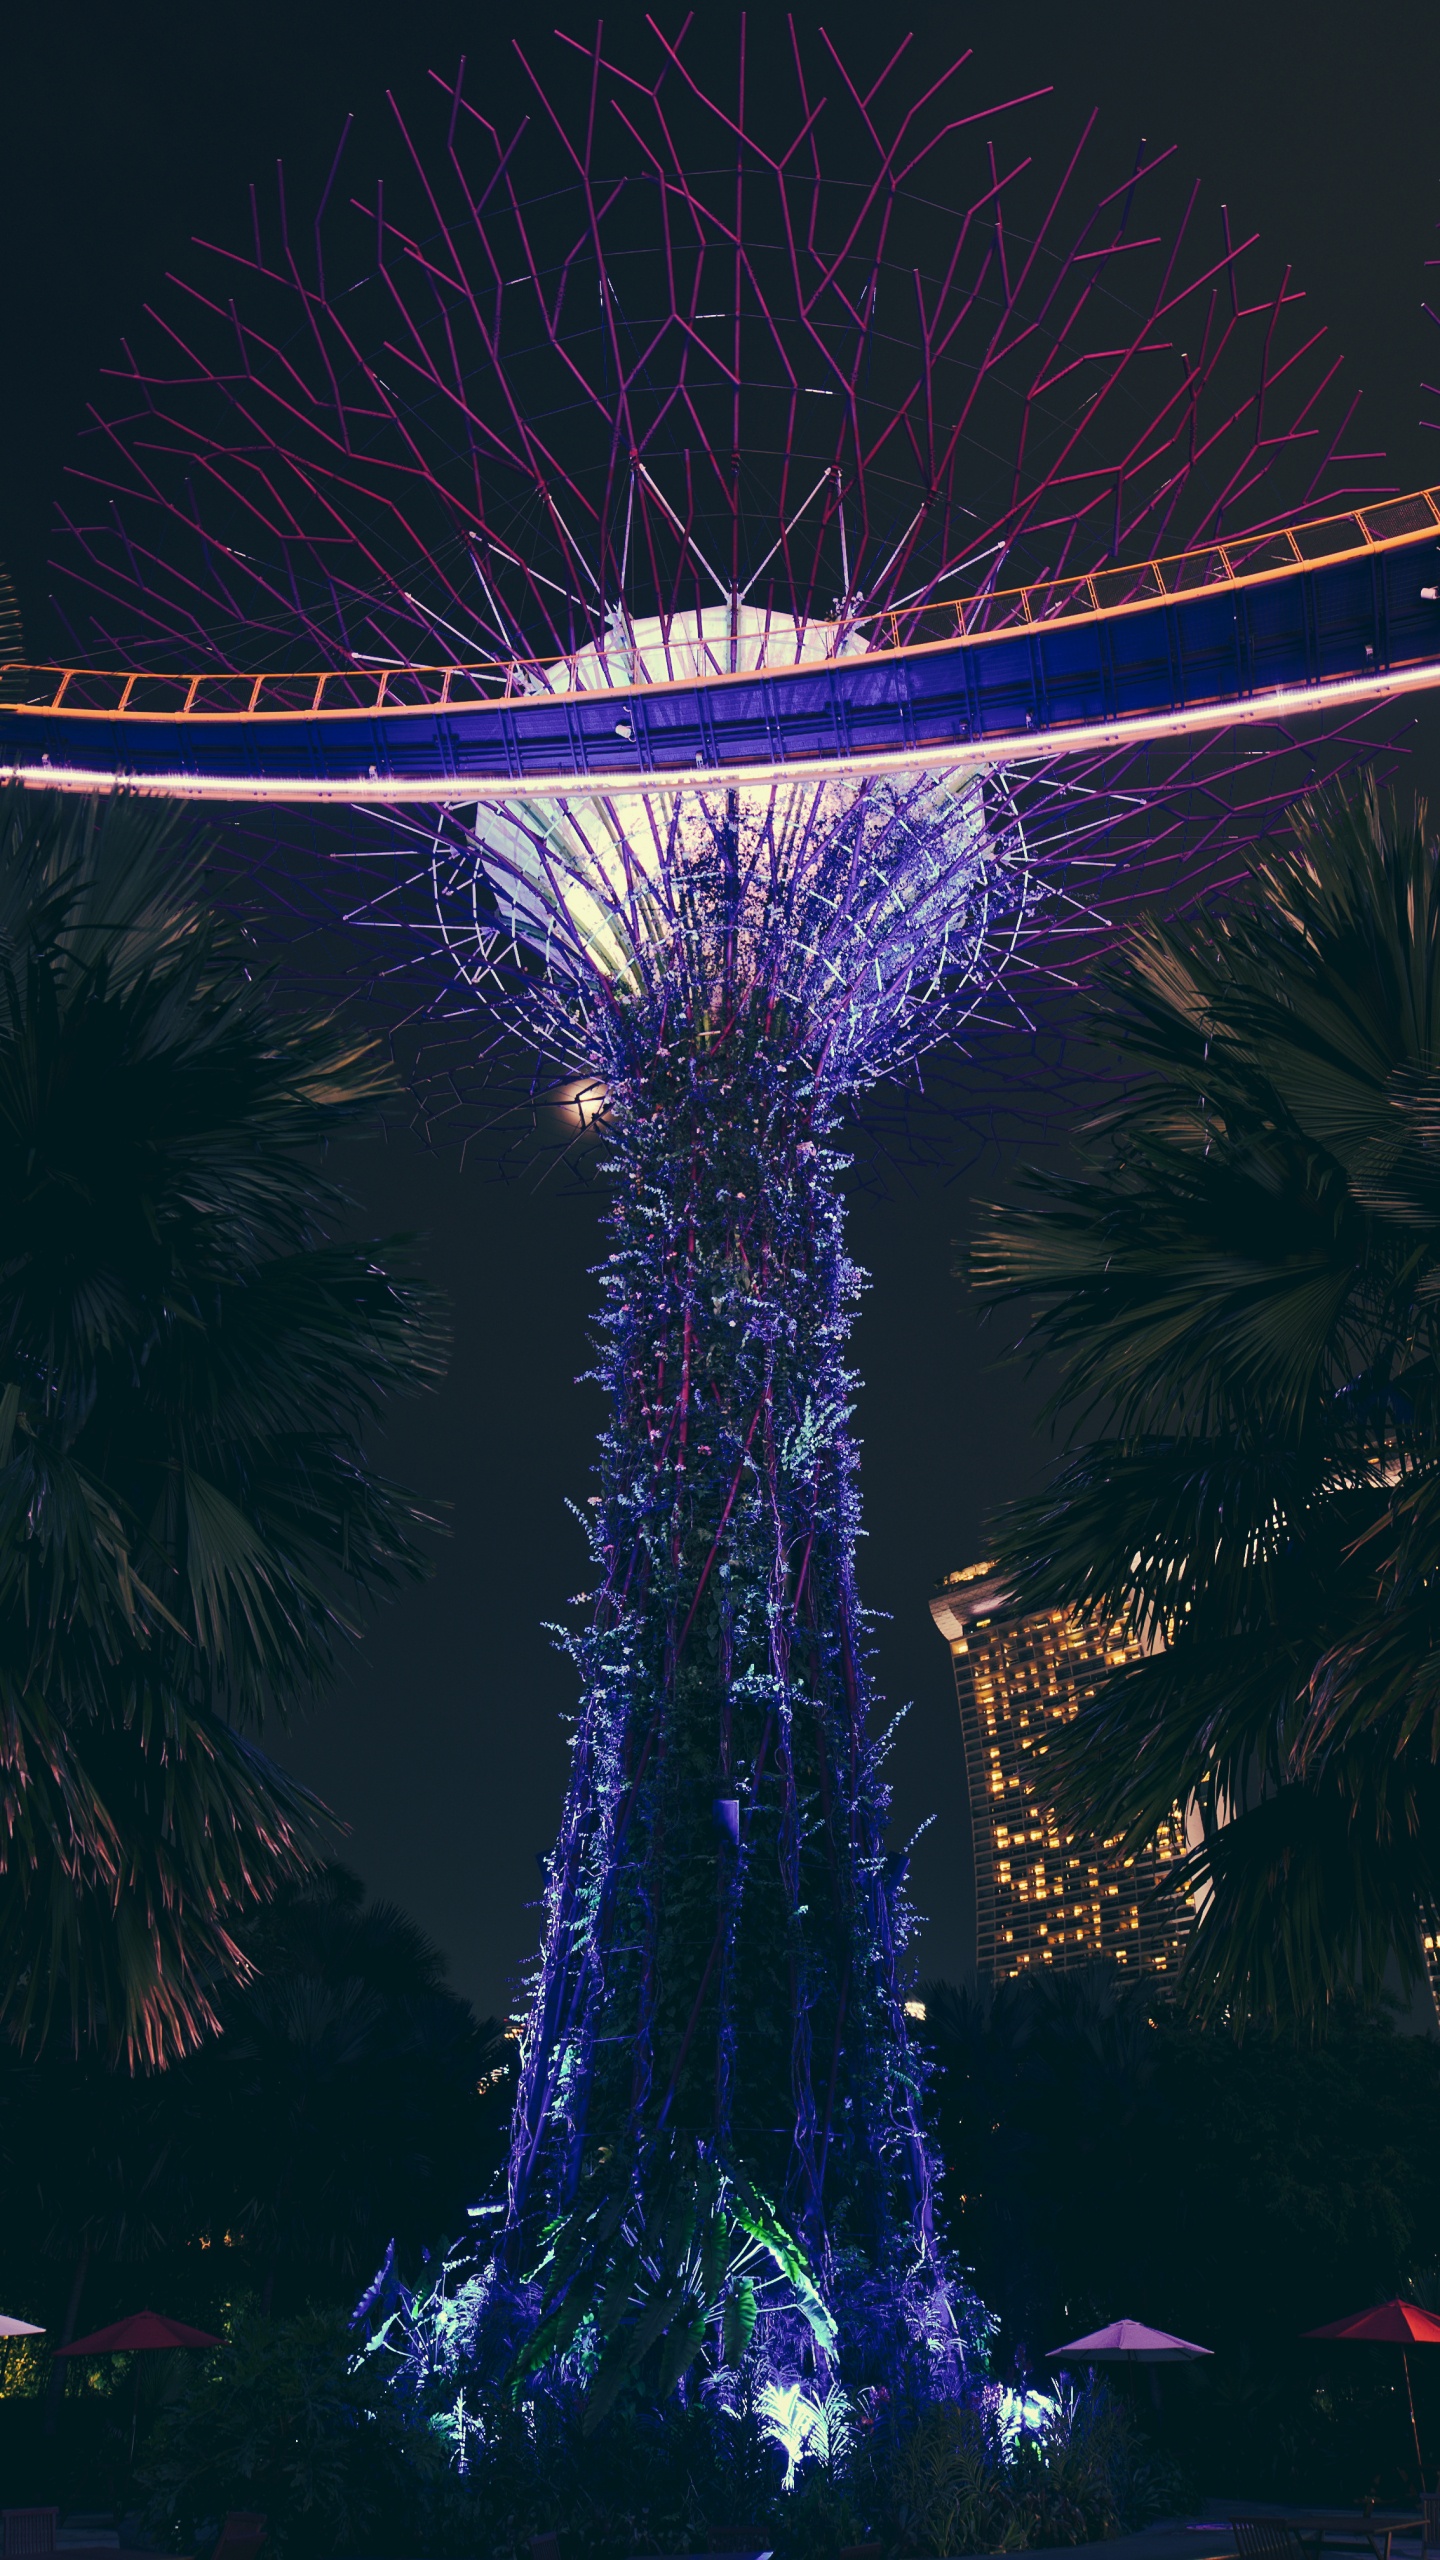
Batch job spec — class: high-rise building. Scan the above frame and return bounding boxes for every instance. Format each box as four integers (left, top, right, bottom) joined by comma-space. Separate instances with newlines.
931, 1561, 1191, 1986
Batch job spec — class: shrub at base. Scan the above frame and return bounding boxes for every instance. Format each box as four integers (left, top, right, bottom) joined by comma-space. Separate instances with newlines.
890, 2388, 1184, 2558
139, 2311, 452, 2558
140, 2311, 1180, 2559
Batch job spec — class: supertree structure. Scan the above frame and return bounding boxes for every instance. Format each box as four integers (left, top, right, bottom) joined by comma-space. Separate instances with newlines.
13, 20, 1433, 2403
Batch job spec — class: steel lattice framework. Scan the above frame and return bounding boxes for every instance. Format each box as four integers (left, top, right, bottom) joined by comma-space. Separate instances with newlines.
17, 20, 1427, 2409
10, 21, 1418, 1119
50, 26, 1389, 669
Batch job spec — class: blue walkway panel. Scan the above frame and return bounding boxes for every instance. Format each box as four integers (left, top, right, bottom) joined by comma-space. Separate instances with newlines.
4, 492, 1440, 806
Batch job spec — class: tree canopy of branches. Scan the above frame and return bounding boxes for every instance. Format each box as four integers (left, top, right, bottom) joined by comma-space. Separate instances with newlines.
0, 789, 447, 2065
972, 781, 1440, 2028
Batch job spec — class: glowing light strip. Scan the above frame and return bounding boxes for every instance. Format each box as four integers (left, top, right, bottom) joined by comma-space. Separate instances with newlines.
5, 488, 1440, 723
6, 656, 1439, 807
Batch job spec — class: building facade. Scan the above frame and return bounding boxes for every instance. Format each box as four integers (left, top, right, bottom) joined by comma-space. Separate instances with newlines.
931, 1562, 1191, 1986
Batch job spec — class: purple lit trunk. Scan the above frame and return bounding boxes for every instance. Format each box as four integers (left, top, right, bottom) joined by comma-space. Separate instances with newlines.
505, 991, 936, 2283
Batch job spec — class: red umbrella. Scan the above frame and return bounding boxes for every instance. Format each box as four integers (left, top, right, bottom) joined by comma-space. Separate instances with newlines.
1303, 2299, 1440, 2483
56, 2311, 222, 2356
55, 2311, 223, 2461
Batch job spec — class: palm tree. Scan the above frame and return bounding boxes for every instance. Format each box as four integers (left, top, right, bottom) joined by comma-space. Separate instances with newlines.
0, 788, 448, 2065
971, 779, 1440, 2029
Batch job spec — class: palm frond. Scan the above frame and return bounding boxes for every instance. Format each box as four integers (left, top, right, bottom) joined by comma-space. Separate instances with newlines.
974, 779, 1440, 2027
0, 789, 449, 2062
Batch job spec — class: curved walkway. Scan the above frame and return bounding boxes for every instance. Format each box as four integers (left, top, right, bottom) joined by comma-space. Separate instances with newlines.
3, 493, 1440, 806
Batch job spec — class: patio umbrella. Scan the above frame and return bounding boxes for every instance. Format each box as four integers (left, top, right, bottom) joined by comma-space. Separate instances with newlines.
56, 2310, 223, 2458
0, 2314, 44, 2335
1047, 2319, 1213, 2365
56, 2311, 222, 2355
1048, 2318, 1213, 2411
1303, 2298, 1440, 2485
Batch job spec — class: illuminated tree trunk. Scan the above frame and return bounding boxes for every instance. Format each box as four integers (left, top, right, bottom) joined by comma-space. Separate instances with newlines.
506, 989, 938, 2287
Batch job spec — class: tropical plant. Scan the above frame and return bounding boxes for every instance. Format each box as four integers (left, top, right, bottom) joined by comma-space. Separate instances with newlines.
972, 780, 1440, 2027
140, 2306, 1170, 2560
754, 2378, 853, 2489
512, 2133, 837, 2428
876, 2380, 1175, 2558
0, 787, 447, 2064
139, 2307, 450, 2558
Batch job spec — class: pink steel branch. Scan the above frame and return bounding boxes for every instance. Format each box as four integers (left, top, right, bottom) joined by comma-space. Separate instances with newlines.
53, 22, 1384, 682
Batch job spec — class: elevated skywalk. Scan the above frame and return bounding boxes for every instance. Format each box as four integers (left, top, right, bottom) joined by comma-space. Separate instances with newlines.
4, 490, 1440, 807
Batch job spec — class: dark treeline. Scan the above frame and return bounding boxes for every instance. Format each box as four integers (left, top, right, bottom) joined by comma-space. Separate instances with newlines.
919, 1965, 1440, 2500
0, 1864, 512, 2497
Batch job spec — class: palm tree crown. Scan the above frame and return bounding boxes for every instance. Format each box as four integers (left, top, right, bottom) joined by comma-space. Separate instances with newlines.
973, 780, 1440, 2027
0, 789, 447, 2063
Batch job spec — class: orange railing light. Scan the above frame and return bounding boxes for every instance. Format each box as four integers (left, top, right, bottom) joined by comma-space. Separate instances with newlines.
3, 486, 1438, 723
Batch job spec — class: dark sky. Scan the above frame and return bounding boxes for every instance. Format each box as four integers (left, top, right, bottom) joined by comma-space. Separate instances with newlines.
5, 0, 1440, 2020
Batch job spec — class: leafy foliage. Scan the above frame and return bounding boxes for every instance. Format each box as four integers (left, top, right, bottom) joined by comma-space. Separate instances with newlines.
754, 2376, 853, 2488
0, 789, 447, 2063
972, 780, 1440, 2025
146, 2345, 793, 2560
139, 2307, 451, 2558
514, 2135, 837, 2428
497, 969, 962, 2403
888, 2383, 1179, 2558
139, 2310, 1169, 2560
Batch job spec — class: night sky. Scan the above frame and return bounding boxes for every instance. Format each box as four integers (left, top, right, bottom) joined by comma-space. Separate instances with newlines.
5, 1, 1440, 2022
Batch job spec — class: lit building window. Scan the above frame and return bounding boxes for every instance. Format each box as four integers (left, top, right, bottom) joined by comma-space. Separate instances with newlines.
929, 1563, 1192, 1989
